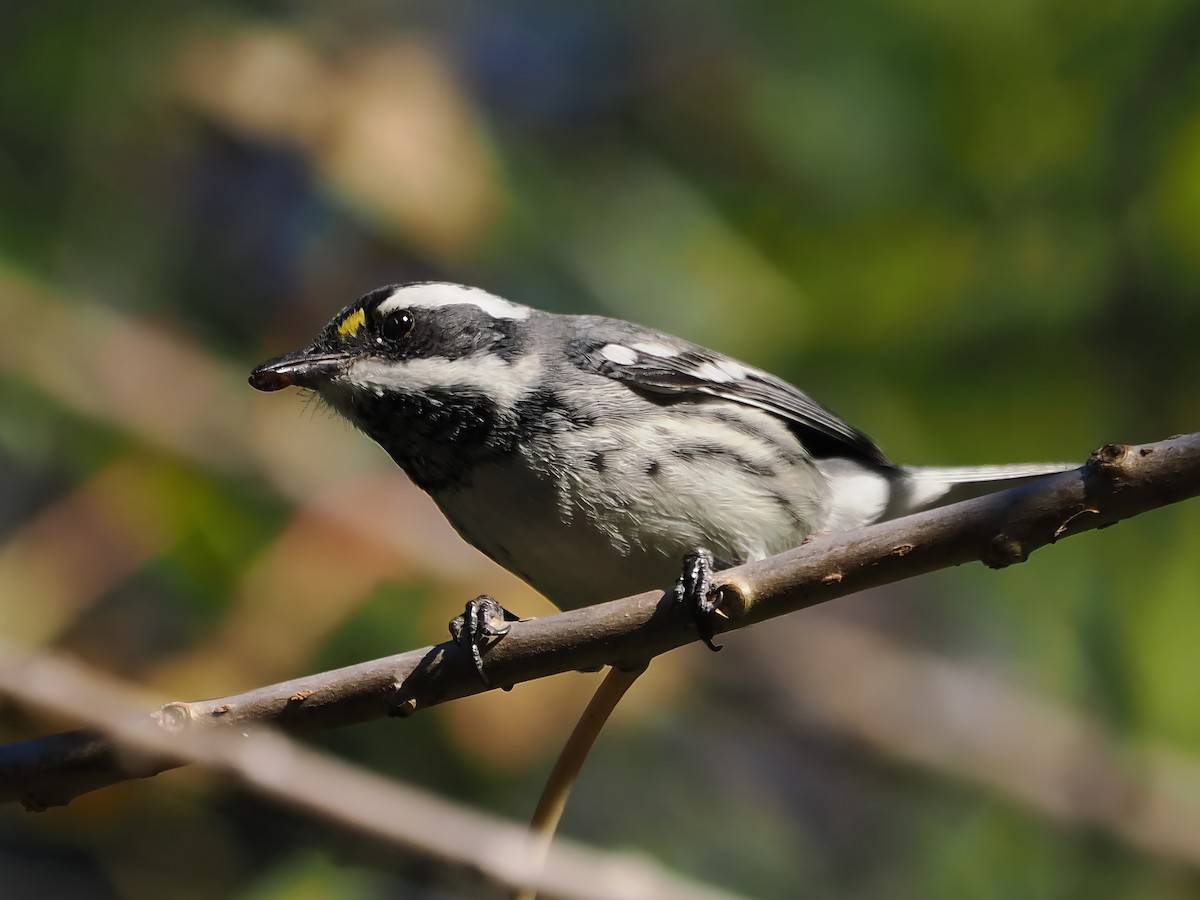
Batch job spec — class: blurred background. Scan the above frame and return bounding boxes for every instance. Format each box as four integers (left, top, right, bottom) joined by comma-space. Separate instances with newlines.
2, 1, 1199, 898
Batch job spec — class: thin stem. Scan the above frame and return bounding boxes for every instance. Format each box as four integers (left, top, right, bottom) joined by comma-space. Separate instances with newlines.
515, 664, 648, 900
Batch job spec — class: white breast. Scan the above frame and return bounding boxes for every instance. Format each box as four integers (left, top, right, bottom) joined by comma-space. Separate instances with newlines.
433, 449, 672, 609
433, 408, 831, 610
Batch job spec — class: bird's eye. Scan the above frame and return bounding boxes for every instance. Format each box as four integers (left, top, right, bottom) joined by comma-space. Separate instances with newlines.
380, 308, 415, 342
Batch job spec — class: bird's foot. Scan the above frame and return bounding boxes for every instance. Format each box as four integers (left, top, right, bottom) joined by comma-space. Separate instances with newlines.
673, 548, 723, 651
449, 595, 520, 687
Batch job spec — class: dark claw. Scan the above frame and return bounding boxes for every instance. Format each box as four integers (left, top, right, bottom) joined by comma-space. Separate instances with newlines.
449, 595, 520, 687
674, 548, 722, 651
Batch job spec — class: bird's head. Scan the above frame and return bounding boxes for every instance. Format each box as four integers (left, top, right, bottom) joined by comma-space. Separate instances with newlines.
250, 282, 543, 489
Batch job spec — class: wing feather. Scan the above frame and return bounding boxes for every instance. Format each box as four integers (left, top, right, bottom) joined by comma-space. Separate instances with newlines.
567, 326, 891, 468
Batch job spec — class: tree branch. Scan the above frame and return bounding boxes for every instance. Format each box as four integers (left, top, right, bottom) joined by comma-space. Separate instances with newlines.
2, 434, 1197, 811
0, 644, 730, 900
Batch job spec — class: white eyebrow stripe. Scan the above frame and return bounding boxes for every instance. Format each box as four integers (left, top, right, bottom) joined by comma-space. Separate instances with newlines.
377, 283, 532, 320
347, 353, 544, 409
599, 343, 639, 365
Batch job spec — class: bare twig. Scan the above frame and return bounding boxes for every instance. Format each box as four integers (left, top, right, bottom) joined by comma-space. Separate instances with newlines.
740, 610, 1200, 867
0, 644, 733, 900
1, 434, 1197, 812
517, 665, 648, 900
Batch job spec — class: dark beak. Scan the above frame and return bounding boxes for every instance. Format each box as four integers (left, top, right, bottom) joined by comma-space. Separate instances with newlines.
249, 348, 351, 392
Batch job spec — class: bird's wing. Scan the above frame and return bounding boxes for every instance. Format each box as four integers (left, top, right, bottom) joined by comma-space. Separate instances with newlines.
566, 323, 891, 467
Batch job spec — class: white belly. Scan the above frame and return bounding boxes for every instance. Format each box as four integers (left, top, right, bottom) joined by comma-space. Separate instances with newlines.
432, 417, 830, 610
433, 454, 673, 609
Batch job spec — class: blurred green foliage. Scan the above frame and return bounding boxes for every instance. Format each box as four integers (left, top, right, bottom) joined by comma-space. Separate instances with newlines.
1, 2, 1199, 898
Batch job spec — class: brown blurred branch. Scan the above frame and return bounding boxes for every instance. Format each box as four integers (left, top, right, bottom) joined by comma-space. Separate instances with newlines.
1, 434, 1197, 814
0, 645, 729, 900
740, 610, 1200, 867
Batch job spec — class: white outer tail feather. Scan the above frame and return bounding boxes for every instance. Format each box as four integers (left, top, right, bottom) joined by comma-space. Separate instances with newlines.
894, 462, 1078, 516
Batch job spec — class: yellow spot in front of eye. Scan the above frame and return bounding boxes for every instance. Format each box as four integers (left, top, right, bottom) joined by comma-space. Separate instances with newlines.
337, 308, 367, 339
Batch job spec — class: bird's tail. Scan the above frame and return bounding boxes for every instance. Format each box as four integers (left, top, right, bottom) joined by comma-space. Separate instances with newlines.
888, 462, 1077, 519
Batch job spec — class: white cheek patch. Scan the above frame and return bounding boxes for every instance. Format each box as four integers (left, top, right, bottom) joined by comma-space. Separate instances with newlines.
345, 353, 544, 409
377, 283, 531, 320
599, 343, 639, 365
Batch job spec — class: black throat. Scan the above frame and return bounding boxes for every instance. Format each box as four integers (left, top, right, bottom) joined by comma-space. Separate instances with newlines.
338, 388, 518, 493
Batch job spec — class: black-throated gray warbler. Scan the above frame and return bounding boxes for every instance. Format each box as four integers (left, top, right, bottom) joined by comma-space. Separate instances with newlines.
250, 282, 1071, 657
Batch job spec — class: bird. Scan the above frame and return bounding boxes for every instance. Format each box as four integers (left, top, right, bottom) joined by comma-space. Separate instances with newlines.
249, 281, 1072, 653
